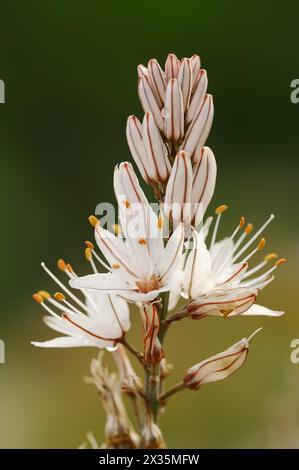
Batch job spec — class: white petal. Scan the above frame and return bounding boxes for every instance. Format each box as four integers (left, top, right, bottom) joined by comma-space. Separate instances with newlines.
142, 112, 170, 183
165, 53, 180, 80
164, 151, 193, 228
163, 79, 184, 142
159, 223, 185, 283
138, 76, 163, 130
178, 58, 193, 112
183, 230, 212, 299
241, 304, 284, 317
191, 146, 217, 227
148, 59, 166, 107
126, 115, 150, 183
31, 337, 94, 348
181, 94, 214, 156
186, 69, 208, 125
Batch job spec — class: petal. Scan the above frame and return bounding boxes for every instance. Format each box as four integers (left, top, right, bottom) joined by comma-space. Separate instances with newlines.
183, 230, 212, 299
138, 76, 163, 130
191, 146, 217, 227
181, 94, 214, 156
165, 53, 180, 80
31, 337, 94, 348
187, 287, 258, 319
241, 304, 284, 317
126, 115, 150, 183
178, 58, 193, 112
163, 79, 184, 142
62, 311, 122, 343
186, 69, 208, 125
142, 112, 171, 183
159, 223, 185, 283
148, 59, 166, 107
190, 54, 201, 93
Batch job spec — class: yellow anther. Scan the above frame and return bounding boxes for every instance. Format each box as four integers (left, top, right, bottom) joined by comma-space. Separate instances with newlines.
123, 200, 131, 209
33, 293, 44, 304
112, 224, 122, 236
85, 240, 94, 250
244, 223, 253, 235
264, 253, 278, 262
57, 259, 67, 271
112, 263, 121, 269
138, 238, 147, 245
157, 217, 164, 230
88, 215, 99, 227
215, 204, 228, 215
66, 263, 73, 273
38, 290, 51, 300
85, 247, 92, 261
275, 258, 287, 267
257, 238, 266, 250
239, 216, 245, 228
54, 292, 65, 302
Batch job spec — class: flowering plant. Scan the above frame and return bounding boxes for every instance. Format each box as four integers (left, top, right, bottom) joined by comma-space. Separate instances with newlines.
32, 53, 285, 449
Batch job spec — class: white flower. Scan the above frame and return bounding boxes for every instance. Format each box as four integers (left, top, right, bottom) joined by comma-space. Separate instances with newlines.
183, 328, 262, 390
32, 258, 130, 349
171, 206, 285, 318
70, 162, 185, 302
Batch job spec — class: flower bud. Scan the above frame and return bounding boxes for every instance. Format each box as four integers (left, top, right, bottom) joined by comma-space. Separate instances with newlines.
142, 305, 164, 365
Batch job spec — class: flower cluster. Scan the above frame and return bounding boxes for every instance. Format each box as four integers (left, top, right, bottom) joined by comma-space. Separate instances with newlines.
32, 53, 285, 448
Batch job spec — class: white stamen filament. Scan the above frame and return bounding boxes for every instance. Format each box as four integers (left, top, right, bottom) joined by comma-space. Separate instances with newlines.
243, 260, 267, 279
48, 297, 77, 316
210, 213, 222, 249
233, 214, 274, 262
39, 301, 61, 320
242, 264, 277, 287
41, 263, 90, 314
91, 249, 112, 272
62, 298, 83, 316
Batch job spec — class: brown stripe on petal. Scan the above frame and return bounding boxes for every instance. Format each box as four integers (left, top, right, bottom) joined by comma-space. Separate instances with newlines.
63, 314, 122, 341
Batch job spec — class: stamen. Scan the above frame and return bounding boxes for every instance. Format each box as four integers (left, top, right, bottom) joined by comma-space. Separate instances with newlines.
54, 291, 82, 315
210, 204, 228, 249
85, 247, 98, 273
264, 253, 278, 261
138, 239, 147, 245
112, 224, 122, 236
243, 253, 278, 279
33, 293, 60, 319
112, 263, 121, 269
123, 200, 131, 209
275, 257, 287, 267
57, 259, 67, 272
238, 238, 266, 264
233, 214, 275, 262
41, 262, 90, 314
88, 215, 99, 227
242, 257, 284, 288
157, 217, 164, 230
33, 293, 43, 304
85, 240, 94, 250
38, 290, 51, 300
230, 216, 246, 240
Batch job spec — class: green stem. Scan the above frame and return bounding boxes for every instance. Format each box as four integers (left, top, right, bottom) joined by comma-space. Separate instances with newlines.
158, 291, 170, 343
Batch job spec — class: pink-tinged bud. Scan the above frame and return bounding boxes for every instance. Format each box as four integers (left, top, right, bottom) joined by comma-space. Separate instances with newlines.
163, 79, 184, 143
142, 305, 164, 365
187, 287, 258, 319
126, 115, 150, 183
142, 112, 171, 184
178, 58, 193, 112
148, 59, 166, 108
191, 146, 217, 227
190, 54, 201, 92
164, 150, 193, 229
181, 94, 214, 156
186, 69, 208, 125
165, 53, 180, 80
138, 76, 164, 130
137, 64, 148, 78
183, 328, 263, 390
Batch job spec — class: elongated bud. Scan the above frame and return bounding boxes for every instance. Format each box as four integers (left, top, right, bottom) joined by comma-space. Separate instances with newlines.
164, 150, 193, 229
113, 345, 143, 395
186, 69, 208, 125
148, 59, 166, 107
191, 146, 217, 227
183, 329, 262, 390
126, 115, 150, 183
190, 54, 201, 92
163, 79, 184, 142
142, 305, 164, 365
165, 53, 180, 80
178, 58, 193, 112
181, 94, 214, 156
138, 76, 163, 130
142, 112, 170, 184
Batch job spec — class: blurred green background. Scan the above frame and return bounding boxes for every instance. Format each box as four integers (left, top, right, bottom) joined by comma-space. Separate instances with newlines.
0, 0, 299, 448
